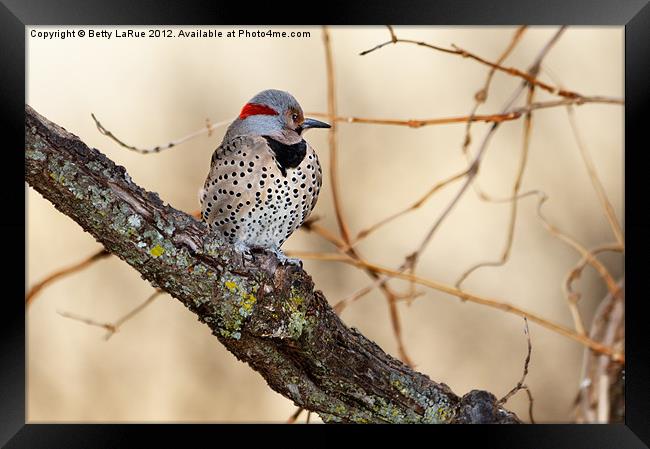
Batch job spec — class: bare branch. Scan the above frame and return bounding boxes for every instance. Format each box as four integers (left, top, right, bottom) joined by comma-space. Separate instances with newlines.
352, 168, 468, 245
456, 78, 537, 288
360, 26, 583, 100
92, 112, 231, 154
461, 26, 527, 154
322, 27, 414, 367
286, 407, 304, 424
292, 250, 623, 362
57, 290, 163, 340
566, 106, 624, 246
410, 27, 565, 268
57, 310, 117, 334
322, 26, 352, 245
26, 249, 110, 305
306, 96, 622, 129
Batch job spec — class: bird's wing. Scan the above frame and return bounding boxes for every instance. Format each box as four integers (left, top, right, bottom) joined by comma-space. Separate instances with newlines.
201, 135, 277, 225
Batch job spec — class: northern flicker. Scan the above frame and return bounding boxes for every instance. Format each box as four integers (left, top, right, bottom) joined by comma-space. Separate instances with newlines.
200, 89, 330, 263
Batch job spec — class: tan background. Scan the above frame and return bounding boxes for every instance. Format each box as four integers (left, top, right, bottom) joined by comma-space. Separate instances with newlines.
26, 26, 624, 423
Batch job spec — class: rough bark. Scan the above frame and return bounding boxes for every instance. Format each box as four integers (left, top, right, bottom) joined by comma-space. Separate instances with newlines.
25, 105, 520, 424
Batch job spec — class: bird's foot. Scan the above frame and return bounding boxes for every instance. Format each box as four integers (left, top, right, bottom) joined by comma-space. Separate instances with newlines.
271, 247, 303, 268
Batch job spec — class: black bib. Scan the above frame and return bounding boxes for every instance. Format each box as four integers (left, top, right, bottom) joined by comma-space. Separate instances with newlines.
263, 136, 307, 177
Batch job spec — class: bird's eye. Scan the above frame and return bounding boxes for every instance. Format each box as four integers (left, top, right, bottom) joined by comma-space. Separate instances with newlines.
291, 113, 298, 122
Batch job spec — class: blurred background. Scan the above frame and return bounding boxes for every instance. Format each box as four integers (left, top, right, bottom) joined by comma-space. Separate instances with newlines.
26, 26, 624, 423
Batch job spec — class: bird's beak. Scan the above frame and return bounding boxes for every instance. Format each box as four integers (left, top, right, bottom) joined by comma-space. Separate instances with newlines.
301, 118, 331, 129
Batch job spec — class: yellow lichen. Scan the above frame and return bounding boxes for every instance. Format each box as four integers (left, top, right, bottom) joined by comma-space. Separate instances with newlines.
240, 293, 257, 313
436, 406, 451, 422
224, 280, 238, 292
149, 245, 165, 257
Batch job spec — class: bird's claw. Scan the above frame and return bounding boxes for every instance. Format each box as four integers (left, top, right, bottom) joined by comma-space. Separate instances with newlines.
271, 247, 303, 267
234, 241, 254, 263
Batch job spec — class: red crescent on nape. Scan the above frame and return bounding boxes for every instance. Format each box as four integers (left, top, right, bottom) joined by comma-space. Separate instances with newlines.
239, 103, 279, 120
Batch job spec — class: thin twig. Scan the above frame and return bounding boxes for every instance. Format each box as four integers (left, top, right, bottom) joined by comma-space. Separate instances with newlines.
564, 244, 623, 304
332, 281, 377, 314
533, 193, 623, 302
409, 27, 566, 269
383, 288, 414, 367
306, 96, 622, 129
543, 66, 624, 248
360, 27, 581, 100
290, 250, 623, 362
57, 290, 163, 340
462, 26, 527, 154
455, 79, 537, 288
455, 187, 623, 304
563, 244, 622, 336
576, 279, 624, 423
286, 407, 304, 424
57, 310, 116, 334
351, 168, 468, 246
91, 93, 622, 160
499, 317, 535, 424
91, 112, 231, 154
386, 25, 398, 43
322, 26, 352, 245
106, 290, 163, 340
26, 249, 110, 305
595, 293, 624, 423
566, 106, 624, 246
322, 26, 414, 367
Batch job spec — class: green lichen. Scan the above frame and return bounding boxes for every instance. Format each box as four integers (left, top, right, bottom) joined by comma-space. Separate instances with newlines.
143, 228, 164, 244
154, 210, 176, 236
215, 276, 259, 340
87, 185, 111, 210
389, 375, 454, 423
288, 311, 307, 339
425, 404, 452, 423
26, 138, 47, 160
281, 289, 309, 339
26, 148, 46, 161
373, 397, 406, 421
85, 160, 103, 172
334, 404, 347, 416
173, 250, 191, 270
48, 158, 76, 188
316, 402, 379, 424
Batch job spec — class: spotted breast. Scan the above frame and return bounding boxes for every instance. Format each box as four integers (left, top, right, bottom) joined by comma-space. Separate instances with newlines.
200, 134, 322, 249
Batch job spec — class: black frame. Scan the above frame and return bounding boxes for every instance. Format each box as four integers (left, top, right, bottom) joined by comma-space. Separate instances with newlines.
4, 0, 649, 446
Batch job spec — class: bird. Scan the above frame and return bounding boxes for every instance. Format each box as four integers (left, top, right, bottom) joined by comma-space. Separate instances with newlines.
200, 89, 330, 264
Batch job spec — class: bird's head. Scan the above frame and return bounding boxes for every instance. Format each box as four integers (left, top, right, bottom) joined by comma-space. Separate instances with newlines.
225, 89, 330, 143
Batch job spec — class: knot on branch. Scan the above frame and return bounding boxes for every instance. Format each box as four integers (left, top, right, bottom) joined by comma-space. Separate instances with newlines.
453, 390, 520, 424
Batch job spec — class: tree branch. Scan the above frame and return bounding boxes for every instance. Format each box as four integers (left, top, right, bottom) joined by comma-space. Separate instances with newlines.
25, 104, 520, 424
